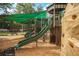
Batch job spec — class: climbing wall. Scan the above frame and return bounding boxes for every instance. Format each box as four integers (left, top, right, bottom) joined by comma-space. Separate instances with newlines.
61, 3, 79, 56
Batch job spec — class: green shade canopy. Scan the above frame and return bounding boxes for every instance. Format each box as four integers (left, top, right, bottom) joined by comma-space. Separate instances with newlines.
0, 11, 47, 23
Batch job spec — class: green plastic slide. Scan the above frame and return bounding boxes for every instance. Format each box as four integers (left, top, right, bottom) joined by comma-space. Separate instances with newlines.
14, 18, 51, 48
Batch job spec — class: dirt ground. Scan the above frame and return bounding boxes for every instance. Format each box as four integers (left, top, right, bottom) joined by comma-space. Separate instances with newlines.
0, 36, 60, 56
0, 35, 24, 49
15, 41, 60, 56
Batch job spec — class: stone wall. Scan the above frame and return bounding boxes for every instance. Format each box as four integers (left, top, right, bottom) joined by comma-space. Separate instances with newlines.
61, 3, 79, 56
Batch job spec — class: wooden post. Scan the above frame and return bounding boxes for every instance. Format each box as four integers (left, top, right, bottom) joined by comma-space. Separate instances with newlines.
54, 4, 57, 45
53, 4, 56, 28
41, 17, 43, 30
35, 18, 38, 47
36, 40, 38, 47
21, 24, 24, 32
50, 4, 56, 44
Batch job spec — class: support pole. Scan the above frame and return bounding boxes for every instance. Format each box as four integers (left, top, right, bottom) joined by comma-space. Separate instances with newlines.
41, 17, 43, 30
54, 4, 57, 44
35, 18, 38, 47
53, 4, 56, 28
41, 17, 45, 42
50, 4, 56, 44
21, 24, 24, 32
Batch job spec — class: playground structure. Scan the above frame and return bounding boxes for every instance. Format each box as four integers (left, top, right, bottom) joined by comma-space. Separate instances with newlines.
47, 3, 67, 46
0, 3, 73, 56
0, 11, 52, 55
3, 3, 79, 56
0, 3, 67, 56
61, 3, 79, 56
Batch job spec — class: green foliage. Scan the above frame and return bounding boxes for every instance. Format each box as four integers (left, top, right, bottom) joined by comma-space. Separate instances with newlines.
9, 22, 22, 31
16, 3, 35, 13
0, 3, 14, 14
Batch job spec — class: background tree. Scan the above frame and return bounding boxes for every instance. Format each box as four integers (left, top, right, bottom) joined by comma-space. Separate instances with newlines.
16, 3, 35, 13
32, 3, 44, 12
16, 3, 35, 32
37, 4, 43, 11
0, 3, 14, 29
0, 3, 14, 14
